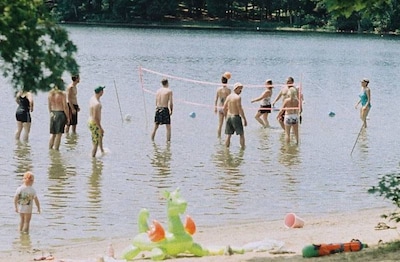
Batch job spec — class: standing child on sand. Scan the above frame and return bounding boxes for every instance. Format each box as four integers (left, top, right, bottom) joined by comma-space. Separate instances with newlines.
14, 171, 41, 233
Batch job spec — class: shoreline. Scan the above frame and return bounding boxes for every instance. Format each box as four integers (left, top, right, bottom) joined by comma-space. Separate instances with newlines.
6, 207, 399, 262
60, 21, 400, 36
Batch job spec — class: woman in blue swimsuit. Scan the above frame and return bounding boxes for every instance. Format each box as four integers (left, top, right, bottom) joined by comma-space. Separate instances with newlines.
355, 78, 371, 128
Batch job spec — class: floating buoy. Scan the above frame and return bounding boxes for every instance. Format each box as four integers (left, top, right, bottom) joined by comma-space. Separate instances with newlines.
189, 112, 196, 118
125, 114, 132, 121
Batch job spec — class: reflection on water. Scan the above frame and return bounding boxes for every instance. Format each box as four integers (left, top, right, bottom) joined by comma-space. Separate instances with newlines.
13, 141, 33, 174
212, 146, 245, 211
150, 143, 172, 185
47, 151, 69, 213
12, 233, 32, 252
212, 146, 244, 190
278, 133, 301, 167
88, 158, 103, 205
64, 133, 79, 151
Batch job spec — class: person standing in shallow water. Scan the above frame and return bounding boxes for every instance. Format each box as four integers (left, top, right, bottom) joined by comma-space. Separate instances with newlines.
251, 79, 273, 128
48, 86, 69, 150
151, 78, 173, 142
214, 72, 231, 138
65, 74, 80, 134
14, 171, 41, 234
15, 90, 34, 141
223, 82, 247, 149
355, 78, 371, 128
89, 86, 105, 157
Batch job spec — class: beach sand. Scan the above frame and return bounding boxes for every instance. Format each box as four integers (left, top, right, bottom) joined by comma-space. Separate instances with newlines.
6, 207, 400, 262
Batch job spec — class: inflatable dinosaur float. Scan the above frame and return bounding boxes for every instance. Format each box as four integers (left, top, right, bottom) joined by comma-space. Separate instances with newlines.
123, 188, 243, 260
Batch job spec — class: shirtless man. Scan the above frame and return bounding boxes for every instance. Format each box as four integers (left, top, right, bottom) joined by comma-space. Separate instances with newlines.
65, 74, 80, 134
48, 86, 69, 150
272, 77, 295, 130
223, 82, 247, 149
277, 88, 300, 144
89, 86, 105, 157
214, 73, 231, 138
151, 79, 173, 142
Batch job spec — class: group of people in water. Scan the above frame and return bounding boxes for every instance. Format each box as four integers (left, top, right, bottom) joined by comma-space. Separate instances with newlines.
214, 73, 302, 148
150, 72, 372, 150
14, 74, 105, 157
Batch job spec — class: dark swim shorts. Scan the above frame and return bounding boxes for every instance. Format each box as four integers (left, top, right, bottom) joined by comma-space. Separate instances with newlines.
154, 107, 170, 125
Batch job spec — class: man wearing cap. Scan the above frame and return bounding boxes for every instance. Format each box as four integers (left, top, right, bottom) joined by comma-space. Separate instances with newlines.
48, 86, 70, 150
223, 82, 247, 149
65, 74, 80, 134
355, 78, 371, 128
151, 78, 173, 142
89, 86, 105, 157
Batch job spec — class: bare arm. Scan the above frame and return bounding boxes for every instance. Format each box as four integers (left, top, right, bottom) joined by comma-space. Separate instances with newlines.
238, 97, 247, 126
364, 88, 371, 109
272, 91, 282, 106
251, 90, 270, 103
14, 195, 19, 213
169, 92, 173, 115
28, 92, 34, 112
93, 104, 103, 133
34, 196, 41, 214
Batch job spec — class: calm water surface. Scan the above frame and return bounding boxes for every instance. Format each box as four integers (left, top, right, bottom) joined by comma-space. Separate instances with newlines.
0, 26, 399, 256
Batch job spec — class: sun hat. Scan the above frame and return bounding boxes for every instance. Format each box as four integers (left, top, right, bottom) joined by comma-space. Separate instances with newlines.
234, 82, 243, 90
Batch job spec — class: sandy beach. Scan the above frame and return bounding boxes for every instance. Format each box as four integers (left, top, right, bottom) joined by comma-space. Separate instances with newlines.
5, 207, 400, 262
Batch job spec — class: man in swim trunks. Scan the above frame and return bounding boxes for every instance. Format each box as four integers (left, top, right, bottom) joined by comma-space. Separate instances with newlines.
65, 74, 80, 134
223, 82, 247, 149
272, 77, 295, 130
48, 86, 69, 150
214, 72, 231, 138
277, 88, 300, 144
89, 86, 105, 157
151, 78, 173, 142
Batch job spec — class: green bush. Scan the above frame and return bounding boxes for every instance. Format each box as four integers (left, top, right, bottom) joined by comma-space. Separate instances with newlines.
368, 173, 400, 223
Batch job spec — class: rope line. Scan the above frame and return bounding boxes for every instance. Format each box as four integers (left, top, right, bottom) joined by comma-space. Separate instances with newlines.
141, 67, 299, 89
139, 66, 303, 111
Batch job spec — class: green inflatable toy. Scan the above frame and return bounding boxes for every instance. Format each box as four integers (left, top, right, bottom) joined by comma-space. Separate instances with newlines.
123, 189, 212, 260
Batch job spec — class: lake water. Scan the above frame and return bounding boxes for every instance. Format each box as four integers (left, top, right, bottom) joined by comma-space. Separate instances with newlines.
1, 25, 399, 256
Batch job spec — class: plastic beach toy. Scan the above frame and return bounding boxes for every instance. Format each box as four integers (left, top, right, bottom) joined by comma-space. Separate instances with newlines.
302, 239, 367, 257
284, 213, 304, 228
123, 188, 243, 260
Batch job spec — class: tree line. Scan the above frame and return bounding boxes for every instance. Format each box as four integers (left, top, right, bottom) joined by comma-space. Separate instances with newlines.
51, 0, 400, 33
0, 0, 396, 93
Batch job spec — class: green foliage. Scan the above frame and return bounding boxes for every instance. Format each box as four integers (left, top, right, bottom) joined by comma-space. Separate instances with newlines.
0, 0, 79, 93
368, 173, 400, 223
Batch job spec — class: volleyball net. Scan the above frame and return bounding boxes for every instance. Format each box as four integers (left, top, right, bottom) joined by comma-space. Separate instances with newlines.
138, 66, 303, 111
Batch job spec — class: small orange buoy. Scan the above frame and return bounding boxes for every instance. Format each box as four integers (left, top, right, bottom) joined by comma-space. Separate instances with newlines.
184, 215, 196, 235
148, 220, 165, 242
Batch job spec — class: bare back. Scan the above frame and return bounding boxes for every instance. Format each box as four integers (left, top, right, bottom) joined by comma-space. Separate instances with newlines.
156, 87, 173, 108
215, 86, 231, 106
48, 90, 67, 112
